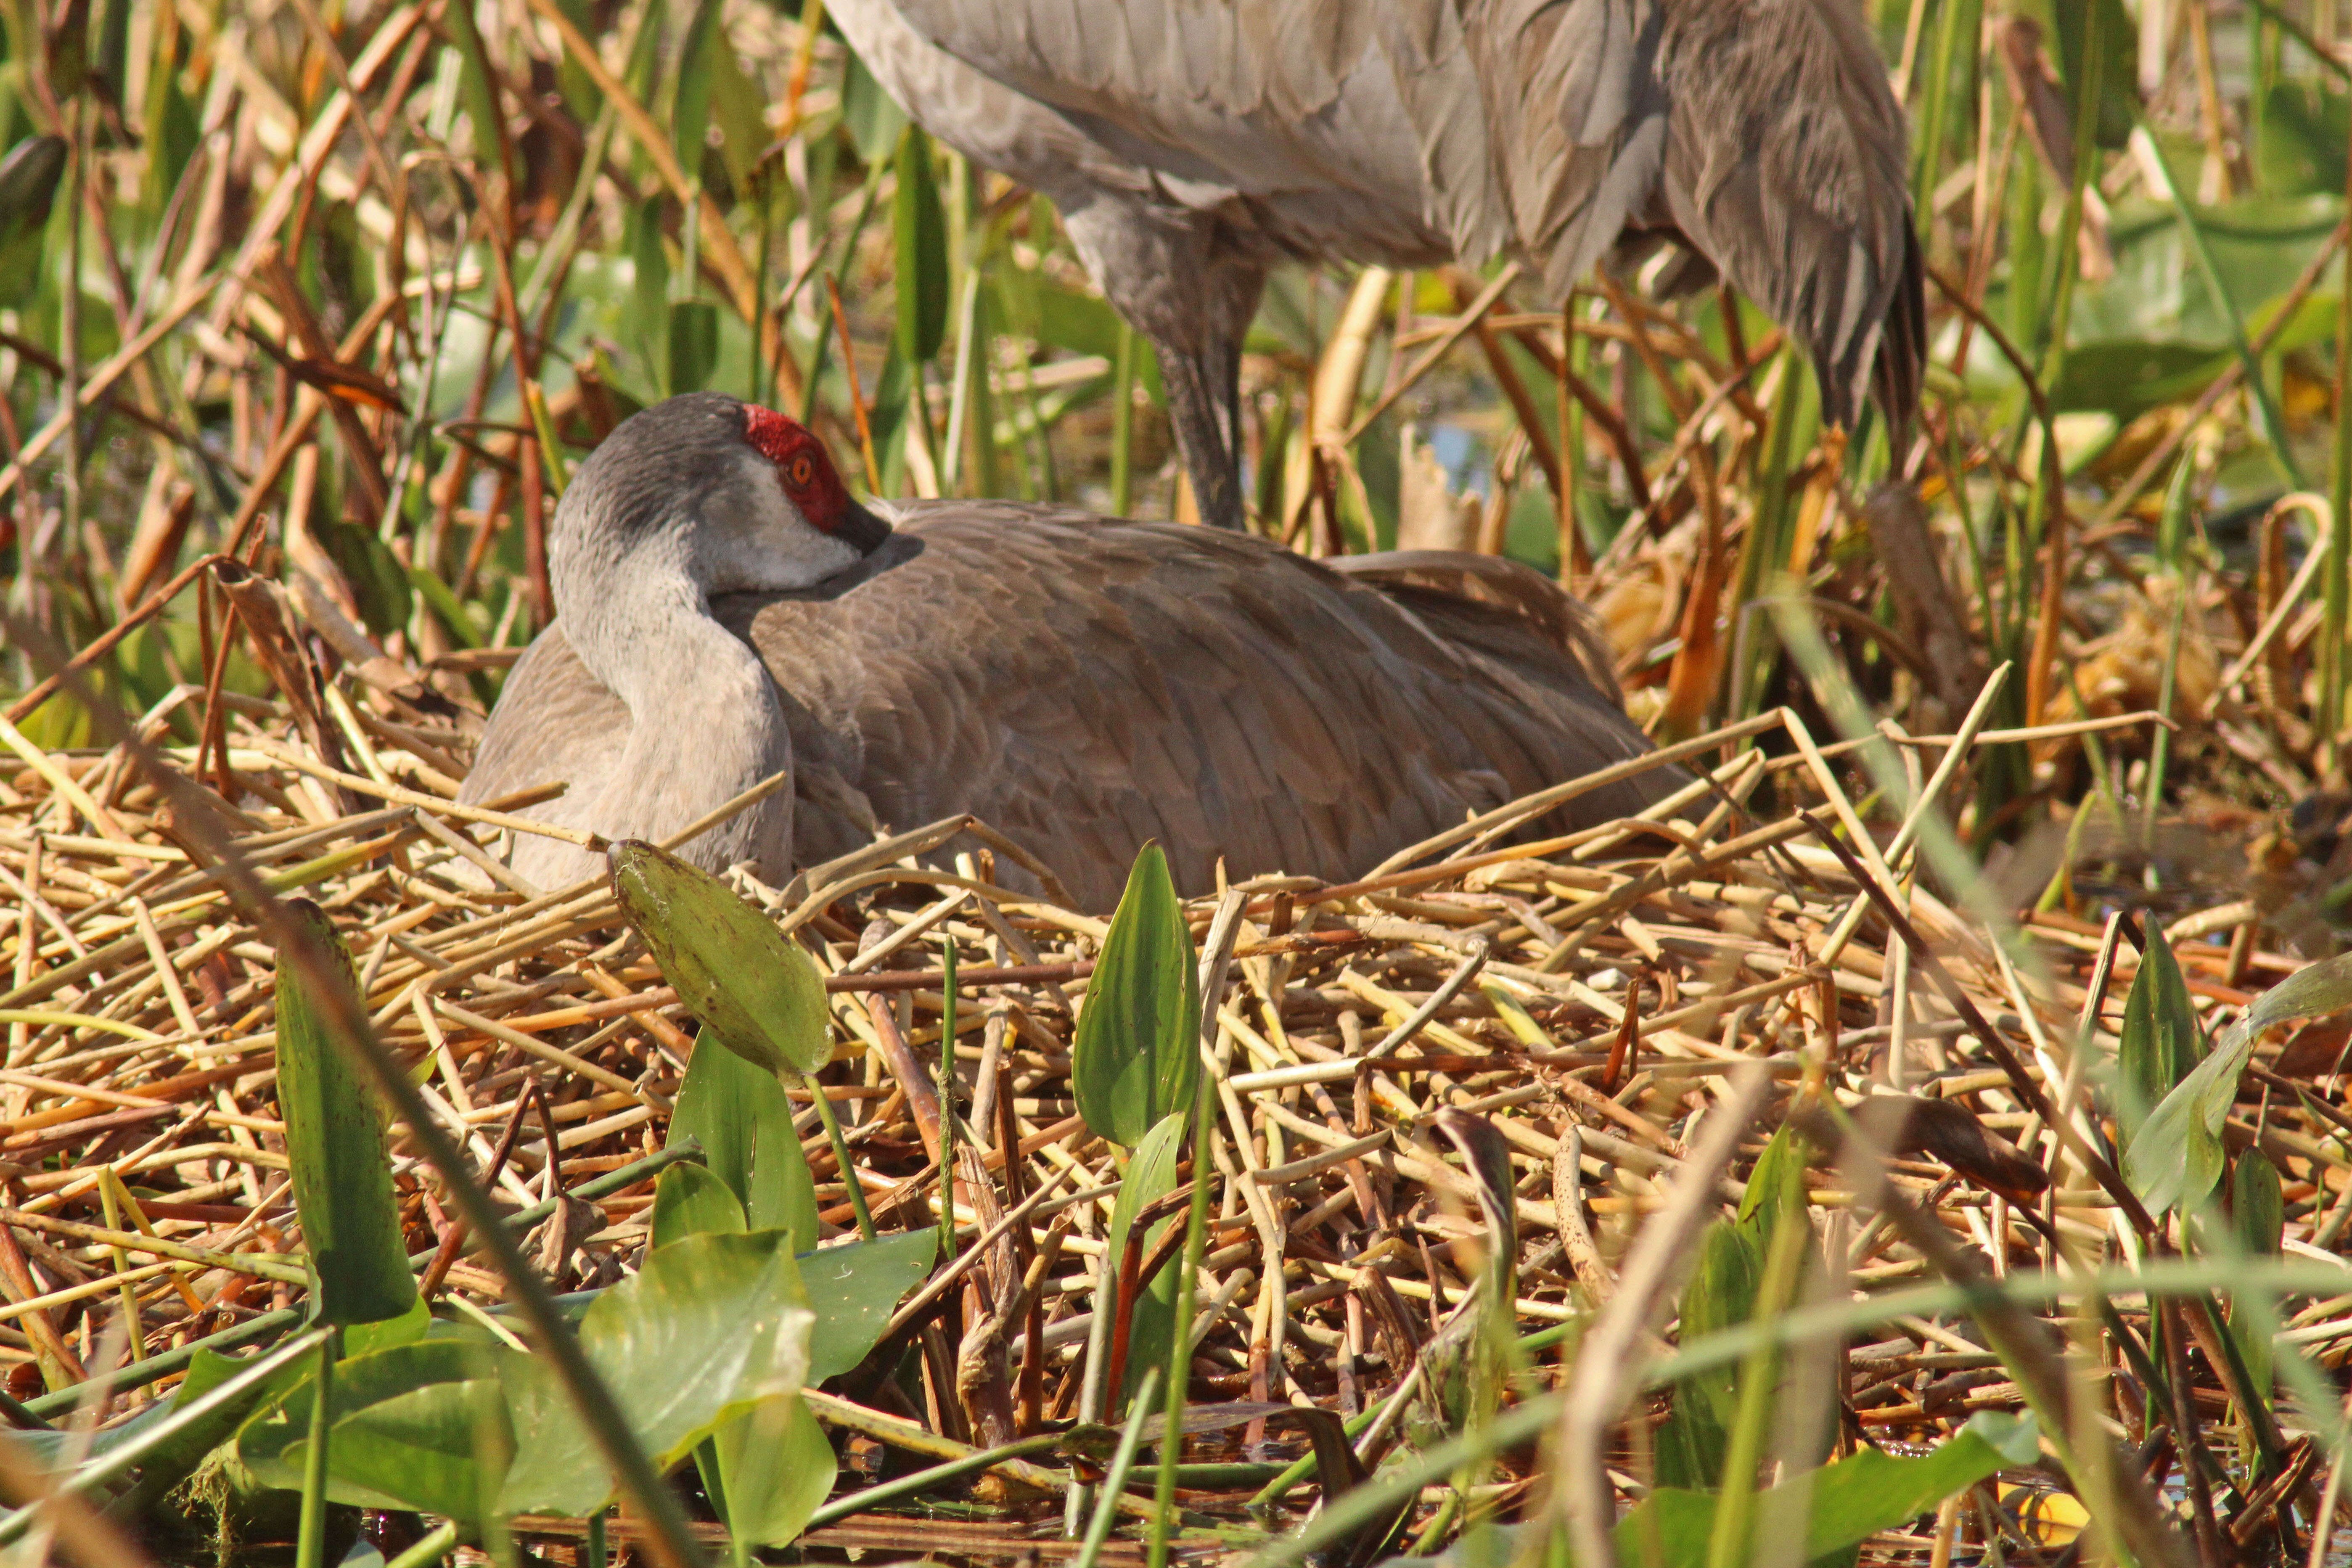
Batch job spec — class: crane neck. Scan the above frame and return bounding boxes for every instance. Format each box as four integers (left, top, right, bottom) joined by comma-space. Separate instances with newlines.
555, 535, 794, 872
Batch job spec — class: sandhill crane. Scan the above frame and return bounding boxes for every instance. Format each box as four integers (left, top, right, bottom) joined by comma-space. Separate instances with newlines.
827, 0, 1926, 531
458, 392, 1672, 906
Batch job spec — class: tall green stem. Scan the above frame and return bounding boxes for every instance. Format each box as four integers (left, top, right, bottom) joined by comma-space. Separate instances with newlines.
806, 1071, 878, 1241
1146, 1010, 1218, 1568
2035, 0, 2104, 384
296, 1327, 340, 1568
2328, 79, 2352, 780
2133, 122, 2304, 487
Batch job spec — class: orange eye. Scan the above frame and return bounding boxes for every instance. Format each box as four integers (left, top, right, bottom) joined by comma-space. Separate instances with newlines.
788, 456, 814, 487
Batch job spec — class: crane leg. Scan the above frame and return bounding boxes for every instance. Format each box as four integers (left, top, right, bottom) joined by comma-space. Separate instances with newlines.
1060, 198, 1265, 531
1155, 331, 1249, 533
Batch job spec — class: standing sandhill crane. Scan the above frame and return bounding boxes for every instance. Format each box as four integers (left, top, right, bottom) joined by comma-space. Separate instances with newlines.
457, 393, 1673, 907
826, 0, 1926, 532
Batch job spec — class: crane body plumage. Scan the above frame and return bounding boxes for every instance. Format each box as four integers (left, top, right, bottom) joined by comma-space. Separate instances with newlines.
458, 394, 1673, 908
829, 0, 1924, 530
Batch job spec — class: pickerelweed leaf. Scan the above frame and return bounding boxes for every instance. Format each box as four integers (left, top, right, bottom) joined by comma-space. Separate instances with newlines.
650, 1161, 747, 1251
800, 1227, 936, 1380
2122, 1046, 2232, 1217
1628, 1411, 2037, 1568
693, 1226, 927, 1548
1738, 1124, 1811, 1238
668, 1021, 819, 1246
1652, 1127, 1802, 1490
1071, 844, 1200, 1148
0, 136, 66, 300
2116, 922, 2201, 1148
669, 0, 720, 172
1653, 1219, 1762, 1492
440, 0, 507, 175
2216, 947, 2352, 1057
894, 125, 950, 363
238, 1341, 507, 1520
708, 1391, 836, 1547
2126, 947, 2352, 1213
1105, 1110, 1185, 1409
609, 839, 831, 1079
272, 900, 417, 1327
2228, 1148, 2286, 1422
2233, 1148, 2285, 1257
668, 298, 720, 397
498, 1228, 814, 1518
840, 49, 908, 162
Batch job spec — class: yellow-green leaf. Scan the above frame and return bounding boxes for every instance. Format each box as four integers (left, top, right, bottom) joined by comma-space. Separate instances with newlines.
272, 900, 417, 1327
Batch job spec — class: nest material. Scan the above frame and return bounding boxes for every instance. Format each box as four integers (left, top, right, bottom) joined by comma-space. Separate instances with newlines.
0, 689, 2331, 1557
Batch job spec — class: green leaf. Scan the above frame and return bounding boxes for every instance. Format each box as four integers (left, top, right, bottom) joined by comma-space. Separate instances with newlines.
318, 518, 413, 641
799, 1228, 936, 1381
1736, 1125, 1811, 1238
1653, 1220, 1762, 1491
1071, 845, 1200, 1147
669, 0, 720, 175
2220, 948, 2352, 1053
864, 340, 913, 494
2046, 339, 2230, 422
0, 135, 63, 301
440, 0, 506, 174
407, 564, 482, 650
706, 29, 769, 197
1104, 1111, 1185, 1410
2021, 0, 2134, 147
609, 839, 832, 1079
893, 126, 949, 364
628, 205, 671, 395
272, 901, 417, 1327
668, 299, 720, 396
707, 1392, 837, 1547
2115, 922, 2201, 1148
498, 1229, 814, 1517
840, 49, 908, 163
650, 1161, 746, 1251
2256, 80, 2348, 198
2128, 948, 2352, 1214
2228, 1149, 2285, 1423
693, 1228, 922, 1548
239, 1341, 510, 1521
1649, 1125, 1815, 1494
2233, 1150, 2285, 1256
550, 0, 601, 117
2121, 1049, 2231, 1217
1628, 1412, 2037, 1567
668, 1025, 819, 1247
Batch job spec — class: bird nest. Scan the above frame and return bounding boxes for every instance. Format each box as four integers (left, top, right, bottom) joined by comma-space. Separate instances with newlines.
0, 686, 2336, 1563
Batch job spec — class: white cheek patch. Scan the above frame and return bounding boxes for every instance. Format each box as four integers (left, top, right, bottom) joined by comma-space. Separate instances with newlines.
699, 452, 862, 593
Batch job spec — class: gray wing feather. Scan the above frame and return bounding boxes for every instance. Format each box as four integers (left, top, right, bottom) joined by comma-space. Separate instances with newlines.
839, 0, 1920, 427
722, 506, 1668, 906
1647, 0, 1922, 426
466, 506, 1672, 908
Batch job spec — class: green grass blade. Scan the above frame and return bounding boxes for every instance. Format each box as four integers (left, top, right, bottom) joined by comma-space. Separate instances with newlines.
2129, 122, 2305, 486
275, 900, 417, 1327
295, 1327, 340, 1568
1077, 1366, 1160, 1568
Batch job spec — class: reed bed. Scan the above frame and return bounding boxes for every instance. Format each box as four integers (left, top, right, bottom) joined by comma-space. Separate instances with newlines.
0, 667, 2336, 1565
1, 0, 2350, 1561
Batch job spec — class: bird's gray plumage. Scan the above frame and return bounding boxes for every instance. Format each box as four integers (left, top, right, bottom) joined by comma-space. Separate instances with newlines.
828, 0, 1924, 530
461, 481, 1674, 908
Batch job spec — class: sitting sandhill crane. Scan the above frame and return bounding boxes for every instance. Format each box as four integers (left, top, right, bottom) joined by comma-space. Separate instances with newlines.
828, 0, 1925, 532
458, 393, 1673, 907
